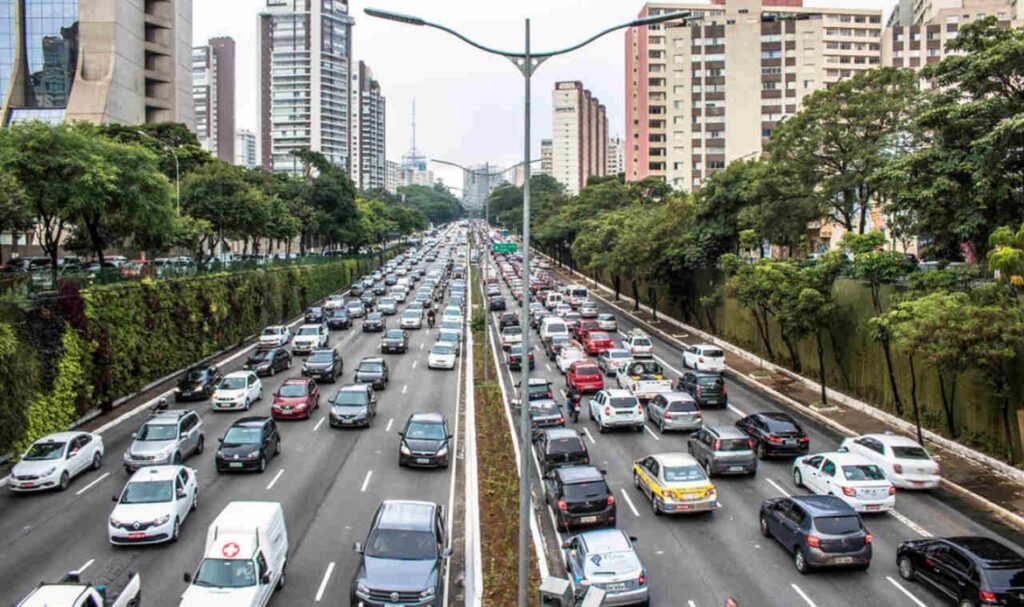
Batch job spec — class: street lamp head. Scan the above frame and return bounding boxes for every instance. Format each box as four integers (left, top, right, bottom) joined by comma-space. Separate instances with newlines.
627, 10, 691, 28
364, 8, 426, 26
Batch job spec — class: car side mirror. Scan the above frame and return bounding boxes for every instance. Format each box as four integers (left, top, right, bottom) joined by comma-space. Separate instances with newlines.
217, 438, 224, 444
177, 489, 187, 499
837, 446, 849, 453
112, 495, 119, 502
629, 536, 638, 543
353, 541, 364, 554
398, 431, 405, 437
131, 432, 138, 440
183, 572, 193, 584
260, 573, 271, 585
561, 541, 573, 550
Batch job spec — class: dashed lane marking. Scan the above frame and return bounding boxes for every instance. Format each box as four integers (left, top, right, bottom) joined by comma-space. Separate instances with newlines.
265, 469, 285, 491
313, 417, 325, 431
619, 488, 641, 517
315, 562, 336, 602
643, 425, 661, 441
582, 427, 597, 445
386, 418, 394, 432
886, 576, 928, 606
791, 584, 819, 607
766, 477, 791, 497
360, 470, 373, 492
75, 472, 110, 496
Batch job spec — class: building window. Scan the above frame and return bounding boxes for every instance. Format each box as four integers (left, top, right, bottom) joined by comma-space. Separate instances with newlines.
761, 50, 781, 59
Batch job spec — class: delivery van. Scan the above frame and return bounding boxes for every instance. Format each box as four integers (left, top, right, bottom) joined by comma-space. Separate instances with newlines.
179, 501, 288, 607
540, 317, 570, 344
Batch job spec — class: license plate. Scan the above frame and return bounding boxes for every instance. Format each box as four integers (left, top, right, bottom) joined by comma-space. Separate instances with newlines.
784, 439, 796, 446
21, 483, 36, 488
229, 462, 243, 468
606, 583, 626, 592
729, 466, 744, 472
834, 557, 854, 565
580, 516, 598, 524
128, 532, 146, 540
865, 504, 881, 511
416, 458, 431, 464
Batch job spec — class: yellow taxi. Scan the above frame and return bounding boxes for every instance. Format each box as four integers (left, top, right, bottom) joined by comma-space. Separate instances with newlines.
632, 453, 717, 515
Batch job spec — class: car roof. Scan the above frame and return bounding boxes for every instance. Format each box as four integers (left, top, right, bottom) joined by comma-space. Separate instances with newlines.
297, 323, 322, 329
148, 409, 195, 423
579, 528, 632, 553
603, 348, 630, 356
338, 383, 371, 393
862, 432, 922, 448
813, 451, 876, 466
650, 452, 699, 467
691, 371, 723, 379
706, 425, 748, 440
757, 411, 797, 423
603, 389, 634, 398
34, 431, 84, 443
409, 412, 446, 424
360, 356, 385, 364
528, 377, 551, 386
128, 465, 183, 483
556, 465, 605, 484
281, 378, 309, 385
946, 537, 1024, 565
232, 416, 270, 428
660, 391, 697, 403
544, 428, 581, 440
790, 494, 857, 515
224, 370, 253, 379
377, 500, 438, 530
310, 348, 335, 355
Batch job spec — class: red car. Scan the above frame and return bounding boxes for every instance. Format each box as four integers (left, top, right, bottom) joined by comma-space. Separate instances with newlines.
567, 362, 605, 393
575, 320, 601, 341
271, 378, 320, 420
582, 331, 615, 355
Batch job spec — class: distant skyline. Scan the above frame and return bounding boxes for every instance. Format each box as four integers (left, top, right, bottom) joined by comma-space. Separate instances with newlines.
194, 0, 898, 188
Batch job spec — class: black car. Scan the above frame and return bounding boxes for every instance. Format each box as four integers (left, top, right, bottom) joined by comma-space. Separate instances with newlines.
363, 312, 386, 333
506, 343, 535, 371
327, 309, 351, 330
305, 306, 325, 323
360, 292, 376, 309
736, 411, 810, 459
897, 537, 1024, 607
526, 377, 554, 402
381, 329, 409, 354
528, 398, 565, 439
543, 465, 615, 531
499, 312, 519, 329
759, 495, 872, 573
372, 281, 387, 296
355, 357, 389, 390
329, 384, 377, 428
677, 371, 728, 409
174, 364, 222, 401
214, 417, 281, 473
489, 296, 506, 311
244, 347, 292, 377
536, 428, 590, 474
546, 335, 571, 361
398, 412, 453, 468
351, 500, 450, 606
302, 348, 342, 383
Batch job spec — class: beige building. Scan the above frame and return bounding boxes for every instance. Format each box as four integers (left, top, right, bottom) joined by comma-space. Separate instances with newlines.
539, 139, 553, 177
884, 0, 1023, 69
552, 81, 608, 195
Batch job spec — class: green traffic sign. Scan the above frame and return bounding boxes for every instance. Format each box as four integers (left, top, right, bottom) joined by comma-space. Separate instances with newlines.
492, 243, 518, 253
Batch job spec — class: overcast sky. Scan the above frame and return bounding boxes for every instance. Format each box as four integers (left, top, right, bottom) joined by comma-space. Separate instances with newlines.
194, 0, 897, 187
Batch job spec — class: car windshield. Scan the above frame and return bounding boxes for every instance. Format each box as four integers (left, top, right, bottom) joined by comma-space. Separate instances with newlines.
120, 480, 173, 504
404, 311, 419, 318
365, 528, 438, 560
367, 313, 382, 321
546, 322, 567, 333
385, 330, 404, 338
598, 314, 614, 321
842, 464, 887, 481
892, 446, 931, 460
279, 384, 307, 398
261, 328, 282, 336
610, 397, 639, 409
23, 442, 65, 460
813, 515, 862, 535
406, 421, 446, 440
297, 327, 318, 336
431, 345, 453, 356
333, 391, 367, 407
359, 362, 384, 373
380, 298, 395, 306
136, 423, 177, 441
550, 336, 569, 346
633, 338, 651, 347
664, 465, 707, 482
610, 351, 630, 360
193, 559, 256, 588
347, 303, 362, 309
308, 351, 333, 363
184, 368, 208, 381
504, 327, 522, 336
575, 366, 600, 376
548, 437, 583, 454
219, 377, 247, 390
222, 427, 261, 445
442, 321, 460, 330
440, 332, 459, 343
331, 310, 348, 318
562, 481, 607, 498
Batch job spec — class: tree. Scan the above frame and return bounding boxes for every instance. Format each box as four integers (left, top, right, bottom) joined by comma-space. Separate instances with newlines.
400, 183, 464, 225
179, 161, 269, 263
966, 297, 1024, 462
0, 167, 32, 264
721, 254, 777, 359
98, 122, 212, 183
695, 160, 770, 258
988, 223, 1024, 286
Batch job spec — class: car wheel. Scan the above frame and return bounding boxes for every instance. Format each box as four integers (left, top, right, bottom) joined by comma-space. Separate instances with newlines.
171, 518, 180, 543
277, 566, 286, 589
958, 600, 977, 607
598, 420, 607, 434
191, 490, 199, 512
244, 398, 251, 411
757, 442, 768, 460
794, 548, 810, 574
287, 358, 293, 369
172, 452, 182, 465
91, 452, 102, 470
633, 472, 641, 489
258, 389, 264, 401
196, 436, 205, 455
275, 439, 281, 455
658, 419, 665, 433
759, 515, 770, 537
58, 471, 70, 491
898, 556, 915, 581
651, 495, 662, 516
258, 456, 267, 473
705, 460, 715, 478
635, 425, 643, 433
793, 468, 803, 488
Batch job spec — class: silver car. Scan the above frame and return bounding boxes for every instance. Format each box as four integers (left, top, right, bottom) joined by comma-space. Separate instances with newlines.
687, 425, 757, 477
647, 392, 703, 433
563, 529, 649, 607
597, 313, 617, 332
123, 406, 204, 473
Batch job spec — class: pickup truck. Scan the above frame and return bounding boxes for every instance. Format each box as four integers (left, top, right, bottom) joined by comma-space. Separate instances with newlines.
18, 571, 141, 607
615, 359, 673, 401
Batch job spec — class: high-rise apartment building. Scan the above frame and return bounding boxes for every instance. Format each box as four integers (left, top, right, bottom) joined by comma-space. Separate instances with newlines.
462, 163, 504, 210
884, 0, 1023, 69
235, 129, 257, 168
385, 159, 401, 194
540, 139, 553, 176
607, 136, 625, 177
625, 0, 883, 190
350, 60, 386, 190
1, 0, 193, 127
193, 37, 235, 162
551, 81, 608, 195
259, 0, 353, 174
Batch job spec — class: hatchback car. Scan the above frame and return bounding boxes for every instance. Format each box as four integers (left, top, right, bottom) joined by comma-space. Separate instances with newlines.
346, 300, 367, 318
838, 433, 941, 490
528, 398, 565, 439
736, 411, 810, 459
646, 392, 702, 433
8, 431, 104, 492
329, 383, 377, 428
536, 428, 590, 474
677, 371, 728, 409
271, 378, 320, 420
326, 309, 351, 330
596, 313, 617, 332
499, 312, 519, 329
211, 371, 263, 411
399, 413, 453, 468
633, 452, 717, 515
428, 343, 457, 370
544, 465, 615, 531
355, 356, 390, 390
400, 310, 423, 329
304, 306, 326, 323
793, 452, 896, 513
687, 425, 757, 477
563, 529, 649, 607
582, 331, 615, 355
596, 349, 632, 376
489, 296, 506, 311
123, 407, 204, 472
567, 362, 604, 393
380, 329, 409, 354
759, 495, 872, 573
578, 301, 600, 319
302, 348, 342, 383
377, 297, 398, 315
258, 326, 291, 349
897, 536, 1024, 606
363, 312, 386, 332
214, 417, 280, 473
174, 364, 222, 401
244, 347, 292, 377
683, 344, 726, 373
108, 465, 197, 545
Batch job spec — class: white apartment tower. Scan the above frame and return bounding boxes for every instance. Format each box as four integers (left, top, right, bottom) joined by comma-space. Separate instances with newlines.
350, 60, 386, 190
235, 129, 257, 168
551, 81, 608, 195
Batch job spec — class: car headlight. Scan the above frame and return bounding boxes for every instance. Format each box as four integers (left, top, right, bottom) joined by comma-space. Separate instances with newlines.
420, 586, 436, 599
110, 516, 123, 527
436, 446, 448, 457
356, 582, 370, 596
152, 514, 171, 526
247, 450, 261, 458
42, 466, 57, 477
400, 445, 411, 455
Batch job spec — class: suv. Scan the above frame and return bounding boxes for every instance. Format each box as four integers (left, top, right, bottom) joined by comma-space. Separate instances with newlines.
543, 465, 615, 531
291, 324, 329, 355
304, 307, 326, 323
351, 500, 450, 607
302, 348, 342, 383
621, 329, 653, 358
355, 356, 390, 390
897, 536, 1024, 606
688, 425, 757, 477
588, 389, 644, 434
759, 495, 872, 573
536, 428, 590, 474
123, 407, 204, 472
677, 371, 728, 409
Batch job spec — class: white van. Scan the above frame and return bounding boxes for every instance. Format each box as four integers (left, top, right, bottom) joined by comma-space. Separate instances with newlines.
540, 317, 570, 343
544, 292, 565, 310
567, 284, 589, 308
179, 501, 288, 607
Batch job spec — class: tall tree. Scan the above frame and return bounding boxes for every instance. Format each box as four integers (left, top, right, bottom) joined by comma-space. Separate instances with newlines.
0, 168, 32, 264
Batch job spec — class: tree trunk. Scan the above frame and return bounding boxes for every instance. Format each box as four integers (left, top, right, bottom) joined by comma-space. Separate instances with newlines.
752, 308, 775, 359
870, 284, 904, 415
612, 275, 621, 301
826, 325, 851, 389
937, 372, 958, 438
908, 356, 923, 445
783, 335, 801, 373
858, 185, 870, 234
631, 280, 640, 312
816, 330, 828, 405
650, 286, 658, 321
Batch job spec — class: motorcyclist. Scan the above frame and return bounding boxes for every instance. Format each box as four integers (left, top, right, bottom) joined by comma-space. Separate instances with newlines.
427, 308, 436, 328
565, 385, 582, 423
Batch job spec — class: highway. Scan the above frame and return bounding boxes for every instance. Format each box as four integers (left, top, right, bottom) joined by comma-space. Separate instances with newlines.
479, 238, 1024, 607
0, 237, 466, 607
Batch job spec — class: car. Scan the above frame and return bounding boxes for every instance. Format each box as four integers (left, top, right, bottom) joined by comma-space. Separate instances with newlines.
567, 361, 604, 393
505, 343, 535, 370
759, 495, 873, 573
615, 359, 672, 401
499, 312, 519, 329
326, 308, 352, 330
596, 313, 617, 332
214, 417, 280, 473
437, 329, 462, 356
500, 325, 523, 350
525, 377, 554, 402
528, 398, 565, 439
440, 319, 462, 333
244, 346, 292, 377
399, 412, 453, 468
363, 312, 386, 332
123, 407, 204, 472
676, 371, 728, 409
442, 310, 464, 326
381, 329, 410, 353
355, 356, 389, 390
896, 536, 1024, 606
545, 335, 571, 361
596, 349, 632, 376
258, 325, 291, 349
428, 343, 458, 370
174, 364, 222, 401
489, 295, 506, 311
360, 292, 377, 309
838, 433, 941, 490
211, 370, 263, 411
292, 323, 329, 355
562, 529, 649, 607
556, 344, 588, 374
271, 378, 320, 420
304, 306, 326, 323
621, 329, 654, 358
588, 389, 644, 434
646, 392, 702, 433
325, 294, 347, 311
792, 452, 896, 513
8, 431, 104, 492
536, 428, 590, 474
400, 309, 423, 329
350, 282, 365, 297
582, 331, 614, 355
346, 300, 367, 318
633, 452, 717, 515
736, 412, 810, 459
543, 465, 615, 531
328, 383, 378, 428
578, 301, 600, 319
377, 297, 398, 315
372, 281, 387, 295
683, 344, 726, 373
687, 425, 757, 477
302, 347, 342, 382
575, 320, 601, 341
108, 465, 198, 545
350, 500, 451, 606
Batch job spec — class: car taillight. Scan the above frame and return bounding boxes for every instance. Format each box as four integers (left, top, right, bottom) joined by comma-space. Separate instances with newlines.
557, 417, 564, 425
664, 412, 672, 419
798, 436, 810, 444
604, 406, 612, 417
980, 590, 998, 603
721, 384, 727, 394
893, 463, 903, 474
841, 486, 857, 497
696, 386, 703, 396
606, 495, 616, 506
766, 435, 783, 444
865, 532, 873, 545
698, 356, 704, 363
636, 406, 643, 416
638, 572, 646, 586
747, 439, 755, 449
888, 486, 896, 495
935, 463, 941, 474
805, 535, 821, 548
557, 500, 568, 511
713, 439, 721, 450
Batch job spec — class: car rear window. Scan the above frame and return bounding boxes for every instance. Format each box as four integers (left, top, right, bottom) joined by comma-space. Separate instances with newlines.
610, 397, 638, 409
892, 446, 931, 460
562, 481, 608, 499
842, 465, 887, 481
813, 515, 862, 535
575, 366, 600, 376
716, 438, 751, 452
766, 419, 800, 434
702, 348, 724, 358
667, 400, 699, 413
984, 568, 1024, 589
697, 377, 724, 388
548, 437, 584, 454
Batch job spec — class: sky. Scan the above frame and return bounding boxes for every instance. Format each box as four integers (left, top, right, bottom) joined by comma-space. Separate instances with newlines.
194, 0, 897, 188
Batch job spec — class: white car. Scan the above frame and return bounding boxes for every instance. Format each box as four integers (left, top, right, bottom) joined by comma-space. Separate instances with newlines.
556, 345, 587, 374
588, 389, 644, 433
578, 301, 599, 318
428, 343, 458, 370
683, 344, 726, 372
621, 330, 653, 358
109, 465, 198, 545
324, 295, 346, 311
792, 451, 896, 513
838, 433, 941, 489
8, 431, 104, 492
442, 311, 464, 326
500, 326, 523, 350
258, 325, 290, 348
597, 313, 618, 332
212, 371, 263, 411
400, 310, 422, 329
291, 323, 329, 354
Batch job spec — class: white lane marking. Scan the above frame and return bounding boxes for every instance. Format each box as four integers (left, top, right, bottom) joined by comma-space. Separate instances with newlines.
265, 469, 285, 491
766, 477, 791, 497
643, 425, 661, 441
545, 363, 553, 372
791, 584, 819, 607
313, 417, 325, 431
386, 418, 394, 432
75, 559, 95, 574
619, 488, 641, 517
402, 384, 409, 395
688, 601, 697, 607
421, 343, 425, 350
75, 471, 110, 496
412, 361, 418, 369
582, 427, 597, 444
727, 404, 747, 417
891, 509, 933, 537
360, 470, 373, 492
315, 562, 336, 602
886, 576, 929, 606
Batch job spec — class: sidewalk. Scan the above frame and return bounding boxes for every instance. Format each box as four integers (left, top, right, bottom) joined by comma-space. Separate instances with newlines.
539, 255, 1024, 535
